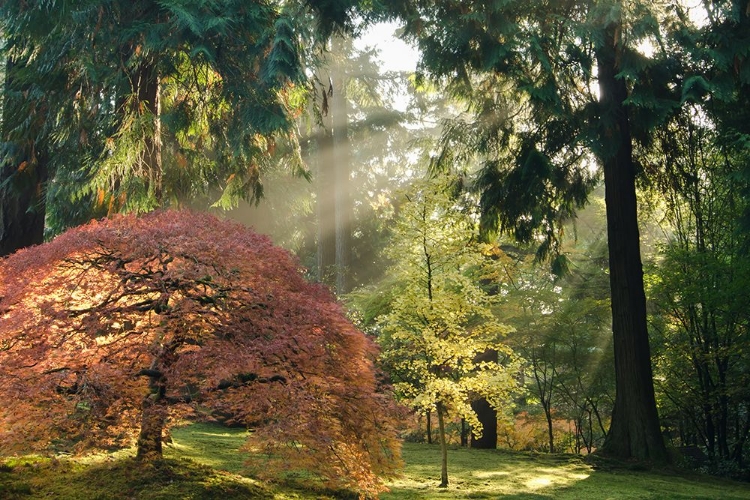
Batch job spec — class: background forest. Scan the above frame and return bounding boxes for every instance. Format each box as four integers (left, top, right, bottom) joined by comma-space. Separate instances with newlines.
1, 0, 749, 494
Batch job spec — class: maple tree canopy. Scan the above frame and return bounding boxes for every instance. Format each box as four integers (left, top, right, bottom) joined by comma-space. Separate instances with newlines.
0, 210, 400, 495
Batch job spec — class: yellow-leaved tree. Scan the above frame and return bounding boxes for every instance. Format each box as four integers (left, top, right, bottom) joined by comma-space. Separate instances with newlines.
374, 173, 522, 488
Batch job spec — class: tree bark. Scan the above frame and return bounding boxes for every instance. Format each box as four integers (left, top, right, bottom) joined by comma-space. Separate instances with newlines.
437, 403, 449, 488
136, 372, 168, 460
0, 160, 47, 256
134, 60, 162, 204
596, 19, 668, 462
470, 398, 498, 449
426, 410, 433, 444
332, 36, 352, 294
545, 400, 555, 454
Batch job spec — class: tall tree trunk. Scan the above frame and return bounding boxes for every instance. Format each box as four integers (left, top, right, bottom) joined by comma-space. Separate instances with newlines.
331, 37, 351, 294
0, 58, 48, 256
597, 20, 668, 462
470, 398, 497, 449
0, 159, 47, 256
437, 403, 449, 488
134, 60, 162, 204
545, 400, 555, 454
316, 75, 336, 285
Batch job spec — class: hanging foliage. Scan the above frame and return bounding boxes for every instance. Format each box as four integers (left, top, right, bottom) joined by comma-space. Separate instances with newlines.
0, 210, 400, 496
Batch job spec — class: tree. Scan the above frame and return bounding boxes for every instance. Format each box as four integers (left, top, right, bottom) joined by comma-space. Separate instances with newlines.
366, 173, 520, 487
374, 0, 678, 461
0, 12, 62, 254
647, 103, 750, 467
0, 0, 359, 253
0, 210, 400, 496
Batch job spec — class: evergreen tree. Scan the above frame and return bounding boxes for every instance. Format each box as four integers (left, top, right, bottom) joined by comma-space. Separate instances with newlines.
0, 0, 360, 255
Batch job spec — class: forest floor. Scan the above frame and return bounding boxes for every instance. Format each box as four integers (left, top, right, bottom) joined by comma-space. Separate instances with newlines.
1, 422, 750, 499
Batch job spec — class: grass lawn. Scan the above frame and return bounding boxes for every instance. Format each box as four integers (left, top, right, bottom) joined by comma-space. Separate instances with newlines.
383, 443, 750, 499
1, 422, 749, 499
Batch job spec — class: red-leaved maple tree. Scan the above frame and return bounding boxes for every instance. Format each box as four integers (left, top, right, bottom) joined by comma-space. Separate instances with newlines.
0, 210, 400, 495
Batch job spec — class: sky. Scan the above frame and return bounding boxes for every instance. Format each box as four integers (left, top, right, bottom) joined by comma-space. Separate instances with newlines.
354, 21, 420, 73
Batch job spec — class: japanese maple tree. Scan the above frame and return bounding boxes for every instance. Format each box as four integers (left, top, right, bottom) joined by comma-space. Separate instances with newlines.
0, 210, 400, 496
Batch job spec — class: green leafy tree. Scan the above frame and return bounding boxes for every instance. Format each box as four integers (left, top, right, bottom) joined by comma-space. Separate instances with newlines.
647, 103, 750, 467
366, 173, 520, 487
373, 0, 682, 461
499, 228, 613, 455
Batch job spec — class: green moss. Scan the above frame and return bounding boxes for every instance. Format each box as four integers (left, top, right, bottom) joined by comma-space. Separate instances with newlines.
0, 456, 270, 499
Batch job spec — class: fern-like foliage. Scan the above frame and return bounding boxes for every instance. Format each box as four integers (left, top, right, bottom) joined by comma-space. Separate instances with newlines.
0, 0, 358, 237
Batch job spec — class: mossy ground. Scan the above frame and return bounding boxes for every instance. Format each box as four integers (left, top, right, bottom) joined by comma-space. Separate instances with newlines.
2, 423, 750, 499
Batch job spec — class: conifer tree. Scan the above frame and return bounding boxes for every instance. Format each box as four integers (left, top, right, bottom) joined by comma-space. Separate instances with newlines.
0, 0, 360, 254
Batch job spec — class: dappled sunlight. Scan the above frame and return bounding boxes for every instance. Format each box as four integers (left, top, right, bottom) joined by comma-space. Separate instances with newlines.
481, 463, 592, 494
521, 467, 591, 491
473, 470, 510, 478
381, 443, 597, 498
525, 475, 554, 489
378, 442, 750, 499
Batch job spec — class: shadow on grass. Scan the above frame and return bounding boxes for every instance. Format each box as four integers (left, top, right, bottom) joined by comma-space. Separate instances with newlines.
0, 455, 271, 500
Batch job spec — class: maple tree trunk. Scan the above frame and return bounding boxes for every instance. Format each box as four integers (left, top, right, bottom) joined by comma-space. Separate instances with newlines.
545, 402, 555, 454
437, 404, 449, 488
596, 20, 667, 462
136, 374, 167, 460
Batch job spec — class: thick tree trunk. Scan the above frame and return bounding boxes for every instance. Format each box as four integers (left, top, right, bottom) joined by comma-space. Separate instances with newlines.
0, 58, 48, 256
596, 20, 668, 462
134, 60, 162, 204
470, 398, 497, 449
0, 162, 47, 256
136, 373, 167, 461
437, 404, 449, 488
